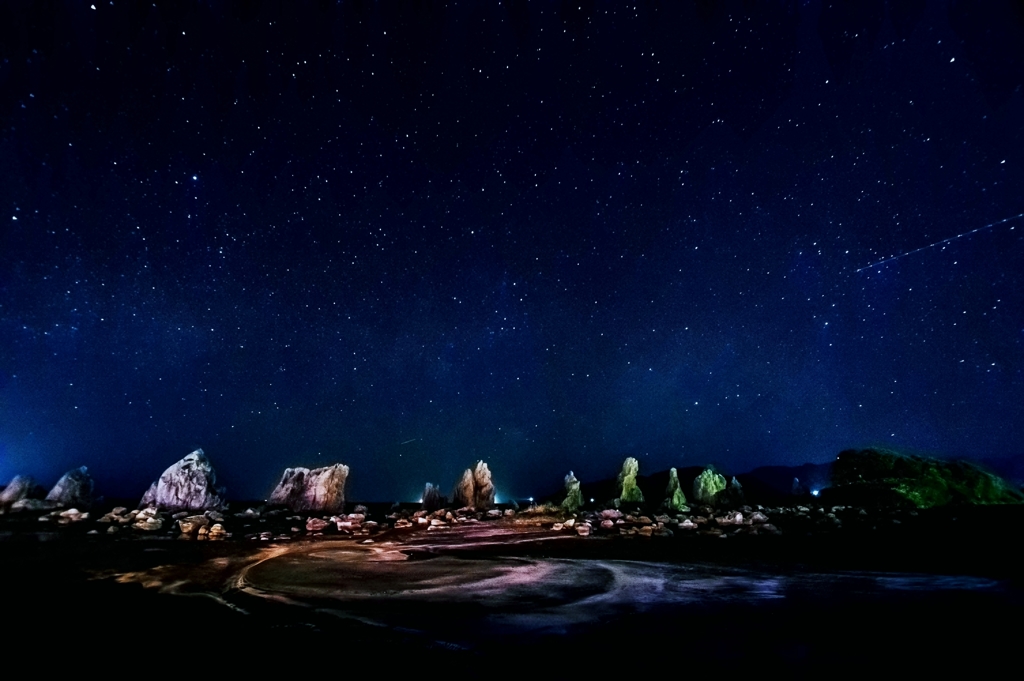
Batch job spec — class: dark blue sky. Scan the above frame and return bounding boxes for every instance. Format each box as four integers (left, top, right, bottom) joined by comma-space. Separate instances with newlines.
1, 1, 1022, 502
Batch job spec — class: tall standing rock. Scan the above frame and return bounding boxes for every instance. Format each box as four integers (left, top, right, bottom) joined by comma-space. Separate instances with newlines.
618, 457, 645, 504
421, 483, 444, 512
0, 475, 35, 507
140, 449, 226, 512
269, 463, 349, 513
664, 468, 689, 512
562, 471, 583, 513
453, 468, 475, 508
46, 467, 95, 508
472, 461, 495, 510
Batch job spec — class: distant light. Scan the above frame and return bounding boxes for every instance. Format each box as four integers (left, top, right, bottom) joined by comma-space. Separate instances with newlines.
811, 490, 820, 497
528, 497, 534, 503
192, 175, 198, 180
590, 498, 595, 503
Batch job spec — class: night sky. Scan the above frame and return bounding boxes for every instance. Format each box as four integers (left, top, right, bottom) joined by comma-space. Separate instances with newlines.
2, 1, 1023, 503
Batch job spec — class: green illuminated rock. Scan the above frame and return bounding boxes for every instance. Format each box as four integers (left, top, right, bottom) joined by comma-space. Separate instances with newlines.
692, 468, 727, 506
617, 457, 645, 504
830, 448, 1024, 508
664, 468, 689, 512
562, 471, 583, 513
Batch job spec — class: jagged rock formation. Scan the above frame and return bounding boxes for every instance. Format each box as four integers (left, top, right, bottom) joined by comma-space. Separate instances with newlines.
693, 468, 727, 505
453, 468, 475, 508
617, 457, 645, 504
46, 466, 95, 508
421, 483, 443, 512
0, 475, 34, 507
473, 461, 495, 510
562, 471, 583, 513
140, 449, 226, 512
828, 448, 1024, 508
451, 461, 495, 510
269, 463, 349, 513
664, 468, 689, 512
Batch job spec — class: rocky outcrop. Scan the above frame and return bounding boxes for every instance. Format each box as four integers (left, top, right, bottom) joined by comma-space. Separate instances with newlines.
139, 449, 226, 512
421, 483, 443, 512
450, 461, 495, 511
693, 468, 727, 505
0, 475, 35, 507
827, 448, 1024, 508
452, 468, 475, 508
664, 468, 689, 512
562, 471, 583, 513
472, 461, 495, 510
617, 457, 644, 504
46, 466, 95, 508
268, 463, 349, 513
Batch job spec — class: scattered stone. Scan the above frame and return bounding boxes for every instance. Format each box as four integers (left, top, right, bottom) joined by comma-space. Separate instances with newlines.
107, 526, 119, 534
486, 509, 502, 518
394, 519, 413, 529
564, 518, 575, 528
601, 519, 615, 530
207, 523, 227, 539
178, 515, 210, 534
679, 519, 697, 529
637, 525, 654, 537
601, 509, 623, 520
12, 498, 60, 512
748, 511, 769, 524
575, 523, 591, 537
134, 516, 164, 532
552, 522, 564, 531
305, 517, 330, 531
140, 449, 226, 512
504, 509, 515, 517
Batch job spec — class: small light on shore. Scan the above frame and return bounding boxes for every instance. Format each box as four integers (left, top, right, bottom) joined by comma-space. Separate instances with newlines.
811, 490, 820, 497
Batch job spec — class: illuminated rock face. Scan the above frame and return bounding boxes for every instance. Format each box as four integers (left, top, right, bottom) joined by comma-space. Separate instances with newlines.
140, 449, 226, 512
664, 468, 689, 512
472, 461, 495, 511
269, 463, 349, 513
562, 471, 583, 513
693, 468, 727, 505
453, 468, 475, 508
46, 467, 95, 508
452, 461, 495, 510
618, 457, 645, 504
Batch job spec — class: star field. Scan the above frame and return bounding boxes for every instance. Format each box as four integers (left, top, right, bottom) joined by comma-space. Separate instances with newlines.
1, 2, 1022, 501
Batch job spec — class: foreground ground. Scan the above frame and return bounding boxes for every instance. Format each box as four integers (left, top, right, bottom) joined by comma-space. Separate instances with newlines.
2, 504, 1022, 672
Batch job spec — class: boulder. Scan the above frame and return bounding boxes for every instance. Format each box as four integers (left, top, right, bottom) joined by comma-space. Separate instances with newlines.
46, 467, 95, 508
306, 517, 330, 531
827, 448, 1024, 508
0, 475, 35, 507
178, 515, 211, 535
269, 463, 349, 513
140, 449, 226, 512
